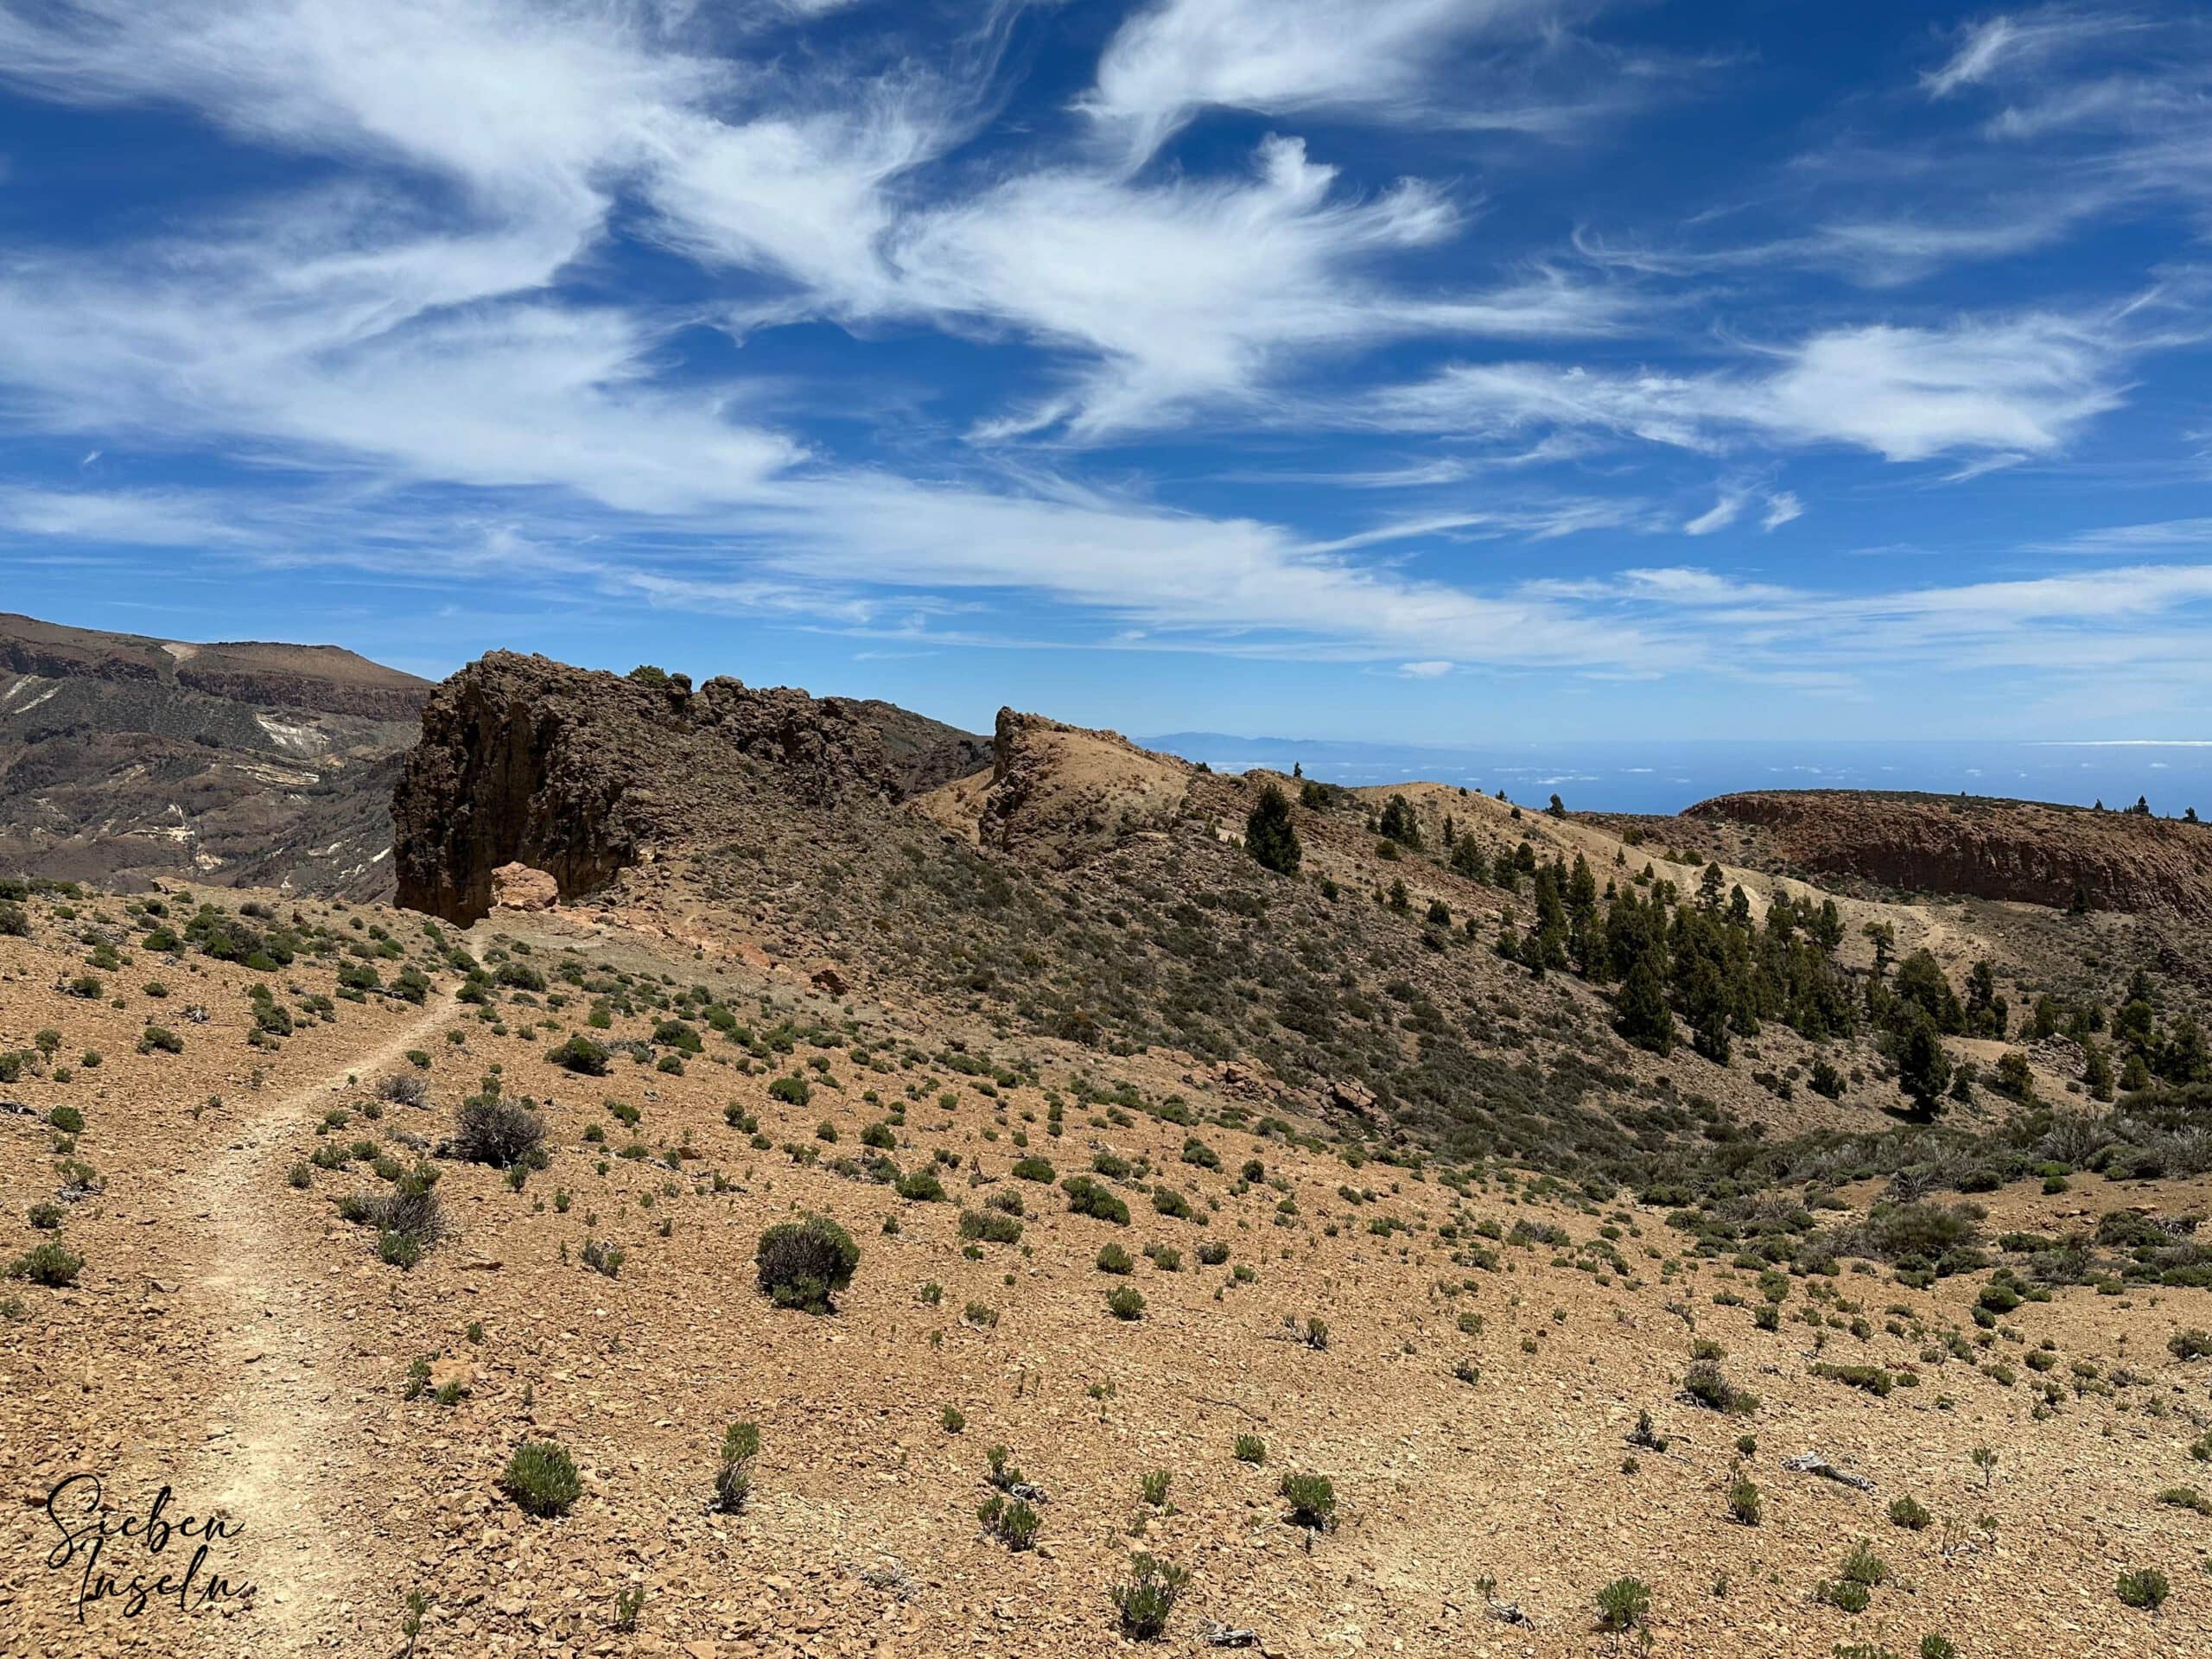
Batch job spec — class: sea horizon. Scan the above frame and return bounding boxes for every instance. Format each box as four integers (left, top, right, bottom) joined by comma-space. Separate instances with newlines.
1145, 734, 2212, 819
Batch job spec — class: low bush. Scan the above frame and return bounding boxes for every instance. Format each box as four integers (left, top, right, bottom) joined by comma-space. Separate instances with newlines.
6, 1239, 83, 1287
454, 1090, 545, 1166
1112, 1554, 1189, 1640
501, 1440, 582, 1517
1595, 1578, 1650, 1632
1279, 1471, 1336, 1529
2115, 1567, 2169, 1611
756, 1215, 860, 1313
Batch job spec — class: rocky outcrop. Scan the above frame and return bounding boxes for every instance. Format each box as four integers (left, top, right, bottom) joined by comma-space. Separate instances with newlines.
392, 653, 986, 923
915, 709, 1193, 868
1686, 791, 2212, 918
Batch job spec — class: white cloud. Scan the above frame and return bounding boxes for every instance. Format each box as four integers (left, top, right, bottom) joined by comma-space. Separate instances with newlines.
1921, 9, 2117, 99
0, 486, 249, 546
891, 136, 1624, 436
1397, 658, 1455, 677
1376, 314, 2124, 461
1760, 491, 1803, 531
1083, 0, 1581, 165
1683, 489, 1747, 535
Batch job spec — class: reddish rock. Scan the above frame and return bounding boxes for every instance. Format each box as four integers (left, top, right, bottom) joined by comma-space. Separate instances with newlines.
490, 861, 559, 911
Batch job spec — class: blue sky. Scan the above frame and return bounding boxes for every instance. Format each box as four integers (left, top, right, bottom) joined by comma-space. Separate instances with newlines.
1, 0, 2209, 744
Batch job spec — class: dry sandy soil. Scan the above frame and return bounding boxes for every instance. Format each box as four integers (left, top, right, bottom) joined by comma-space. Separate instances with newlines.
2, 886, 2209, 1659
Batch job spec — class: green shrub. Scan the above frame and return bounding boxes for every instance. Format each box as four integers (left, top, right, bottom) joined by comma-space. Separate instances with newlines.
1278, 1471, 1336, 1529
977, 1495, 1039, 1550
958, 1208, 1024, 1245
895, 1169, 947, 1202
1888, 1496, 1932, 1531
1594, 1578, 1650, 1631
6, 1240, 83, 1287
1726, 1474, 1761, 1526
1234, 1433, 1266, 1464
1112, 1553, 1189, 1640
1683, 1361, 1757, 1414
1810, 1361, 1894, 1397
2115, 1567, 2169, 1611
756, 1215, 860, 1313
1818, 1580, 1870, 1613
1108, 1286, 1147, 1320
768, 1075, 812, 1107
2170, 1328, 2211, 1361
1064, 1176, 1131, 1224
547, 1033, 610, 1076
1010, 1155, 1055, 1182
27, 1202, 63, 1230
48, 1104, 84, 1135
1839, 1540, 1888, 1586
454, 1092, 545, 1166
714, 1421, 760, 1512
501, 1440, 582, 1517
1096, 1242, 1135, 1274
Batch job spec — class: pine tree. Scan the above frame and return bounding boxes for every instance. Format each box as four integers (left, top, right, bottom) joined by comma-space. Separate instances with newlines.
1615, 956, 1675, 1055
1378, 794, 1423, 849
2083, 1041, 2114, 1103
1890, 1014, 1952, 1118
1243, 785, 1302, 876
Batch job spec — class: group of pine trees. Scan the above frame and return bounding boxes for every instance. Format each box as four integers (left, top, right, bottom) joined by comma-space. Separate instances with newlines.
1239, 779, 2207, 1118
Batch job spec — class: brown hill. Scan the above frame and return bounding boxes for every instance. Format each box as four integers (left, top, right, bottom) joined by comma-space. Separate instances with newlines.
916, 708, 1192, 866
391, 652, 2097, 1188
1681, 789, 2212, 918
0, 612, 430, 894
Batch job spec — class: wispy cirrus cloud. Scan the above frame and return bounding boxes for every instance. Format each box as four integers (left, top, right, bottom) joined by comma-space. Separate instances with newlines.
899, 137, 1627, 437
1080, 0, 1623, 166
1373, 313, 2128, 462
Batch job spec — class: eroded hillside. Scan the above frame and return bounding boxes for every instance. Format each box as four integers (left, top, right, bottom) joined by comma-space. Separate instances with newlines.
0, 613, 430, 896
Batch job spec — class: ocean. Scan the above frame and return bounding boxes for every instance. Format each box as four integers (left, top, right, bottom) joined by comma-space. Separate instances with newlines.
1143, 735, 2212, 820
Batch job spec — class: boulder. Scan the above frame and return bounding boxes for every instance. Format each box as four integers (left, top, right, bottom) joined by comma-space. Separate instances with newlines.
490, 861, 559, 911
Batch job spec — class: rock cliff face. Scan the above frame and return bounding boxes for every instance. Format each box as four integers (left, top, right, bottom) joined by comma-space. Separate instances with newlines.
0, 612, 429, 893
1686, 791, 2212, 918
392, 653, 987, 922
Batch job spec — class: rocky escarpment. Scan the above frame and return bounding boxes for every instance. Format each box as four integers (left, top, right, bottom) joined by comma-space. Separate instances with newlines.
0, 611, 430, 894
392, 653, 987, 923
1686, 790, 2212, 918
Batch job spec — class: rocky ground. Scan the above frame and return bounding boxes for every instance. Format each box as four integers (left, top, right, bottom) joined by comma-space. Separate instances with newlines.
3, 882, 2209, 1658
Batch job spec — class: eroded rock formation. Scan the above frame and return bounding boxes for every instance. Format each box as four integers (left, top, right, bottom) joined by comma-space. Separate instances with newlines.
392, 652, 988, 922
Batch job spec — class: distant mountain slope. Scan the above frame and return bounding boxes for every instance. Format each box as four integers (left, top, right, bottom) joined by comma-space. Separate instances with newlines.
0, 612, 431, 894
1676, 790, 2212, 919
